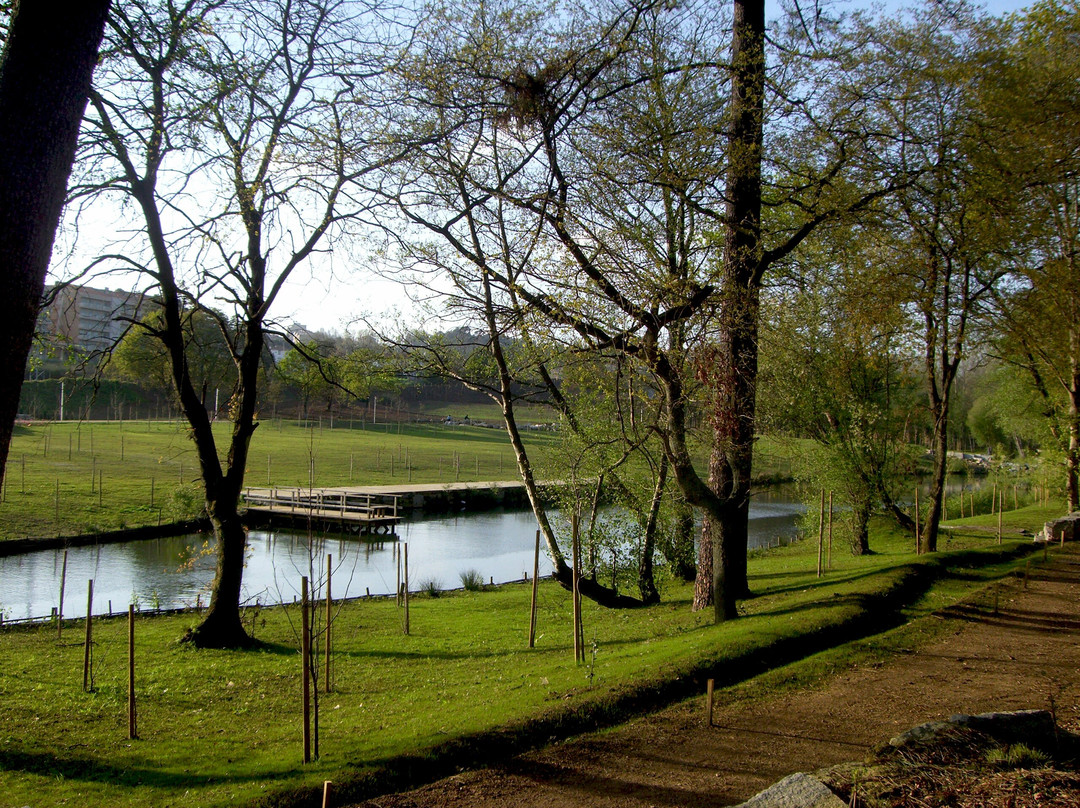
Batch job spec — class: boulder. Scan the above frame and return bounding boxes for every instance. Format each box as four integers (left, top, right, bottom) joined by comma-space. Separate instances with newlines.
1035, 512, 1080, 544
728, 772, 846, 808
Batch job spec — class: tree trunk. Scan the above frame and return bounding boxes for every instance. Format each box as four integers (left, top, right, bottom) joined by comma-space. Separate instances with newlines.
0, 0, 111, 479
186, 507, 253, 648
701, 0, 766, 622
664, 501, 697, 583
637, 456, 666, 606
920, 399, 949, 554
850, 496, 872, 556
1068, 361, 1079, 512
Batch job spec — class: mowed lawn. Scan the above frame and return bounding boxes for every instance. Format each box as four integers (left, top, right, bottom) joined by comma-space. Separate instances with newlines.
0, 503, 1059, 808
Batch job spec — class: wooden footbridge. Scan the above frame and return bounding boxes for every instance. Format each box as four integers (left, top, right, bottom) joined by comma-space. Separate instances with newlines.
241, 487, 402, 533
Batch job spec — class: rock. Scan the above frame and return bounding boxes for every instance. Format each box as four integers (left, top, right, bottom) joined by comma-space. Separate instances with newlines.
1036, 512, 1080, 543
889, 710, 1055, 750
948, 709, 1056, 746
728, 772, 846, 808
889, 720, 955, 747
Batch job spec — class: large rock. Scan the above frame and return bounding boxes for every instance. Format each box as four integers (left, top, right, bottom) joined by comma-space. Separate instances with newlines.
728, 772, 846, 808
889, 709, 1055, 749
1036, 512, 1080, 543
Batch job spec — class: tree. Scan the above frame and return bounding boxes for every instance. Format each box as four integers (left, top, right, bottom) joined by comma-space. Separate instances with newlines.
112, 308, 233, 411
0, 0, 110, 482
759, 232, 920, 554
375, 0, 900, 621
867, 2, 1012, 552
983, 0, 1080, 510
74, 0, 399, 647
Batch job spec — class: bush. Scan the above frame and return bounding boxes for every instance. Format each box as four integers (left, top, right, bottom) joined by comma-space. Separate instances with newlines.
459, 569, 484, 591
419, 577, 443, 598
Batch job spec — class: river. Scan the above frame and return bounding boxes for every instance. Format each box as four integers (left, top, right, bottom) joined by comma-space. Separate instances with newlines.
0, 488, 804, 622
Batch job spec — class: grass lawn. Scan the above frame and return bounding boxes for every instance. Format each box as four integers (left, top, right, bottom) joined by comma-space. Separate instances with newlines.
0, 419, 553, 541
0, 502, 1061, 808
0, 420, 808, 542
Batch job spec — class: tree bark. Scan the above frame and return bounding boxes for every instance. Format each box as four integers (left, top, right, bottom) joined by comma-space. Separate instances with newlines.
700, 0, 766, 622
0, 0, 111, 480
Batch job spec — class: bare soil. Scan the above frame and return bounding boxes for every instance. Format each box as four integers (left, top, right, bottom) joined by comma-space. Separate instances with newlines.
349, 546, 1080, 808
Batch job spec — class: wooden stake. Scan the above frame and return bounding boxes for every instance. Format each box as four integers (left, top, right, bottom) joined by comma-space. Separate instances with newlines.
529, 529, 540, 648
914, 488, 920, 554
322, 781, 332, 808
396, 543, 402, 608
816, 489, 825, 577
302, 576, 311, 763
827, 492, 834, 570
58, 549, 68, 640
325, 554, 332, 694
403, 544, 410, 635
128, 604, 136, 739
83, 579, 94, 691
997, 492, 1003, 545
706, 678, 715, 727
571, 510, 583, 663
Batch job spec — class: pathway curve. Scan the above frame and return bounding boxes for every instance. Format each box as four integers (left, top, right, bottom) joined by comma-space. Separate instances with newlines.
350, 545, 1080, 807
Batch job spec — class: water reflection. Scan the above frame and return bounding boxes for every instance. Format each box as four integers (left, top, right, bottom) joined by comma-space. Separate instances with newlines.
0, 489, 804, 621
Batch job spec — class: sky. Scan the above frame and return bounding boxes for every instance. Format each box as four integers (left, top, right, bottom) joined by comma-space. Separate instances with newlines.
56, 0, 1039, 338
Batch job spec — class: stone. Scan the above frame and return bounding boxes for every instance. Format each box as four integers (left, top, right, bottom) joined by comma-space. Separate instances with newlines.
728, 772, 846, 808
1036, 512, 1080, 543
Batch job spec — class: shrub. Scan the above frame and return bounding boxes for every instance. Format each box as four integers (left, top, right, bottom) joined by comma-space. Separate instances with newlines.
419, 577, 443, 598
459, 569, 484, 591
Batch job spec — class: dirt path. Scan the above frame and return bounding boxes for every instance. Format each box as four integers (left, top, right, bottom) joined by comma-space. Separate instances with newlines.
351, 546, 1080, 808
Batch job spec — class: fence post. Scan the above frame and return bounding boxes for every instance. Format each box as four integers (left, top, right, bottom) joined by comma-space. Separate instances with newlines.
529, 529, 540, 648
83, 579, 94, 691
128, 604, 137, 739
57, 549, 68, 640
302, 576, 311, 763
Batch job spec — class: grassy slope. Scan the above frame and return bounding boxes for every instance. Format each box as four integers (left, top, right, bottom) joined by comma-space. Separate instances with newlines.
0, 420, 804, 541
0, 504, 1061, 808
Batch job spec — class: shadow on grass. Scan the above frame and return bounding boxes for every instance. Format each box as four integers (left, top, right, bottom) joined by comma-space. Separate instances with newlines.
0, 748, 292, 789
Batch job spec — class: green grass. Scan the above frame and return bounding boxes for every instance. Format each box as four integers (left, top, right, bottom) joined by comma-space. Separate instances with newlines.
0, 420, 807, 541
0, 419, 557, 540
0, 503, 1056, 808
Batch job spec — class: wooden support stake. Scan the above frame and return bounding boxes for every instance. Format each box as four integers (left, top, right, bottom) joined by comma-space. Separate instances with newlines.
403, 544, 410, 635
571, 511, 583, 663
827, 492, 834, 570
529, 529, 540, 648
706, 678, 715, 727
83, 579, 94, 691
322, 781, 332, 808
58, 549, 68, 640
997, 492, 1003, 545
396, 544, 402, 608
816, 489, 825, 577
325, 554, 332, 694
302, 576, 311, 763
914, 488, 920, 554
128, 605, 137, 739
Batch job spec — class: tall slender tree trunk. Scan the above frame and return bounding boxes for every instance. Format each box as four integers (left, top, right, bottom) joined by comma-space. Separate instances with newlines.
921, 399, 949, 553
0, 0, 111, 479
1067, 362, 1079, 512
699, 0, 766, 622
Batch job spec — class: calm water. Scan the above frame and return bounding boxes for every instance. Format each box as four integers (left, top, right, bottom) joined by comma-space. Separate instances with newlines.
0, 489, 803, 621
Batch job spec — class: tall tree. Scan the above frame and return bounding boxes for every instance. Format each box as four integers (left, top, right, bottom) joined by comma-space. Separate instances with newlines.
74, 0, 398, 647
0, 0, 110, 481
983, 0, 1080, 511
869, 2, 1011, 552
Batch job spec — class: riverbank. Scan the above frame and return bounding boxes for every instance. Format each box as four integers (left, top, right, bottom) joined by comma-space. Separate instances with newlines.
0, 504, 1060, 808
0, 421, 816, 542
354, 540, 1080, 808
